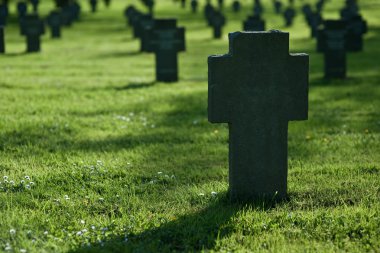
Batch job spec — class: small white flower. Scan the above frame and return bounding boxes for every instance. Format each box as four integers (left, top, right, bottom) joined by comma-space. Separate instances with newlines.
3, 176, 8, 180
43, 231, 48, 235
80, 220, 85, 224
25, 184, 31, 189
20, 180, 25, 184
25, 176, 30, 180
82, 229, 88, 233
29, 182, 35, 186
64, 195, 70, 200
98, 197, 104, 201
20, 249, 27, 253
91, 225, 96, 230
9, 180, 15, 185
76, 231, 83, 236
4, 246, 11, 251
198, 193, 205, 196
9, 229, 16, 235
211, 191, 218, 196
157, 172, 163, 175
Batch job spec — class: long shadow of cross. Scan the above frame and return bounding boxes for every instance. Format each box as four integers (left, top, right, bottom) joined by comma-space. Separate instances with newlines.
68, 196, 284, 253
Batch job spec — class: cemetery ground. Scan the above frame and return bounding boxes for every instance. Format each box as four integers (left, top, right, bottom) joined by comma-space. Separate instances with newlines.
0, 0, 379, 252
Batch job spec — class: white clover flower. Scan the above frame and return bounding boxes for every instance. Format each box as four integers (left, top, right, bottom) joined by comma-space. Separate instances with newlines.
9, 229, 16, 235
25, 176, 30, 180
4, 246, 11, 251
157, 172, 163, 175
9, 180, 15, 185
198, 193, 205, 196
43, 231, 48, 235
30, 182, 35, 186
82, 229, 88, 233
211, 191, 218, 196
98, 197, 104, 201
64, 195, 70, 200
3, 176, 8, 180
76, 231, 82, 236
25, 185, 31, 189
80, 220, 85, 224
20, 249, 27, 253
20, 180, 25, 184
91, 225, 96, 230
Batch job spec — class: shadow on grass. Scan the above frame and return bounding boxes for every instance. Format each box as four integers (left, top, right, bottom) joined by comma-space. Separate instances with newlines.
68, 195, 283, 253
94, 50, 142, 58
114, 81, 156, 90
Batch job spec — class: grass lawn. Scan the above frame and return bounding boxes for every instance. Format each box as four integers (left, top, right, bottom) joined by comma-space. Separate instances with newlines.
0, 0, 379, 252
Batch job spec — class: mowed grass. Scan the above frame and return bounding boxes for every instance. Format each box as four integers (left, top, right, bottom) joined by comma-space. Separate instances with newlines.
0, 0, 379, 252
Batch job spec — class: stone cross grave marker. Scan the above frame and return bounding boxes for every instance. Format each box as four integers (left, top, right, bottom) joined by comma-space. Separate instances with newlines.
274, 0, 282, 14
232, 0, 241, 13
346, 15, 367, 52
20, 14, 45, 52
31, 0, 39, 13
317, 20, 347, 78
210, 11, 225, 39
253, 0, 263, 17
89, 0, 97, 13
0, 3, 6, 53
283, 6, 296, 27
308, 12, 323, 38
208, 31, 309, 201
181, 0, 186, 9
146, 19, 185, 82
191, 0, 198, 13
124, 5, 138, 27
17, 1, 28, 19
340, 0, 359, 21
46, 10, 62, 38
204, 2, 215, 26
218, 0, 223, 10
243, 15, 265, 32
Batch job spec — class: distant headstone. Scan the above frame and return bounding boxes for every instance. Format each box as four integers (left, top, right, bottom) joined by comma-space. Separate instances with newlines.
308, 12, 323, 38
243, 15, 265, 31
89, 0, 97, 13
274, 0, 282, 14
124, 5, 138, 27
104, 0, 111, 7
146, 19, 185, 82
317, 20, 347, 78
20, 14, 45, 52
0, 12, 5, 53
17, 1, 28, 19
283, 7, 295, 27
0, 3, 8, 26
253, 1, 263, 17
345, 15, 367, 52
217, 0, 223, 10
30, 0, 39, 13
316, 0, 325, 13
210, 11, 225, 39
208, 31, 308, 201
141, 0, 154, 15
302, 4, 312, 23
181, 0, 186, 8
232, 0, 241, 13
191, 0, 198, 13
46, 10, 61, 38
204, 2, 215, 26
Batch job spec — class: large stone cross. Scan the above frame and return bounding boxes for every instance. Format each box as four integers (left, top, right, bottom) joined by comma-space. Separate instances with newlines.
20, 15, 45, 53
208, 31, 309, 201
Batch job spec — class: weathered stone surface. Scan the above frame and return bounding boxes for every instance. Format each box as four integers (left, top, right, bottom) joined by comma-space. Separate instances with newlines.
208, 31, 309, 201
317, 20, 347, 78
20, 14, 45, 53
232, 0, 241, 13
17, 2, 27, 18
146, 19, 185, 82
89, 0, 98, 13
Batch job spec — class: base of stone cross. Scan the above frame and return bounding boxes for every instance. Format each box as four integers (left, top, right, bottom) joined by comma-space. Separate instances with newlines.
51, 27, 61, 38
0, 27, 4, 53
26, 36, 41, 53
155, 51, 179, 82
324, 51, 346, 79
